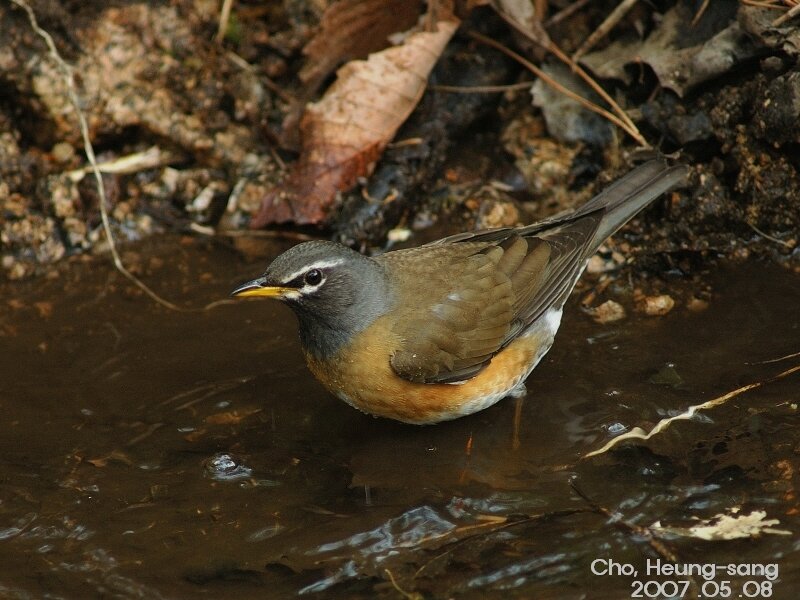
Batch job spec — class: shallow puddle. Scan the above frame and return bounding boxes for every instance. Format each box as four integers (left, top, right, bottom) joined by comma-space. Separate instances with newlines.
1, 236, 799, 599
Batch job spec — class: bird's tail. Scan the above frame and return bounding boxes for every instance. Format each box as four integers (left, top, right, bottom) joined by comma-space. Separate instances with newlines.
580, 160, 689, 252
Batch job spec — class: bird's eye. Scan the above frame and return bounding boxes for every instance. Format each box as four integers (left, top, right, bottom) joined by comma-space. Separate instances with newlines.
304, 269, 323, 286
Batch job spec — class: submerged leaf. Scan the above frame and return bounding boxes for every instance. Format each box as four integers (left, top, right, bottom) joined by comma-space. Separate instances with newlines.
652, 509, 791, 540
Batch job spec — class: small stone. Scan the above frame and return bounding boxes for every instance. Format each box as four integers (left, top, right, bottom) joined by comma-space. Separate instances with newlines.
686, 296, 709, 312
649, 363, 683, 387
639, 294, 676, 316
476, 199, 520, 229
49, 177, 79, 219
733, 246, 749, 261
51, 142, 76, 164
112, 201, 132, 220
588, 299, 626, 324
387, 228, 412, 243
7, 261, 29, 280
586, 255, 607, 274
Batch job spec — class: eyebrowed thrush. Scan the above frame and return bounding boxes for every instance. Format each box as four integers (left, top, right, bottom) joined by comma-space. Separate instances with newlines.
232, 160, 688, 424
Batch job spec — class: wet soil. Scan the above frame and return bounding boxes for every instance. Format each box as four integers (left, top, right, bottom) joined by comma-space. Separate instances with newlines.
1, 236, 800, 599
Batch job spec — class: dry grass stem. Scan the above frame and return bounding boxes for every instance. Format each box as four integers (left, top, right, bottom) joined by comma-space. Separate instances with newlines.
430, 82, 536, 93
692, 0, 712, 26
545, 40, 642, 140
748, 222, 795, 247
749, 351, 800, 365
545, 0, 591, 27
216, 0, 234, 43
66, 146, 175, 183
773, 2, 800, 25
468, 31, 646, 146
741, 0, 787, 9
384, 568, 423, 600
573, 0, 640, 60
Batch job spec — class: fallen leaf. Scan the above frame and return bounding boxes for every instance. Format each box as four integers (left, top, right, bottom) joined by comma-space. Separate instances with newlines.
739, 5, 800, 58
652, 509, 791, 541
184, 428, 207, 442
492, 0, 550, 47
204, 407, 261, 425
85, 450, 133, 467
253, 18, 459, 226
300, 0, 423, 91
34, 301, 54, 318
580, 3, 759, 97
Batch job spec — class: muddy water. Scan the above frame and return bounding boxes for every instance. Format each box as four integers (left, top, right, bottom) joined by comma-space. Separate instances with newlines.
1, 235, 799, 599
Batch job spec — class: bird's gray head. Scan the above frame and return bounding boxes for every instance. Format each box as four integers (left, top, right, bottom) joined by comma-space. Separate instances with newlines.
232, 241, 393, 359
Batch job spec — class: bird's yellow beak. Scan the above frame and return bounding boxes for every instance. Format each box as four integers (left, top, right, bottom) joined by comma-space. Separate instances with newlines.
230, 277, 293, 299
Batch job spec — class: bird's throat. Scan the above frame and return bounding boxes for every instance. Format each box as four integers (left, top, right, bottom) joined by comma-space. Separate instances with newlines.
297, 315, 352, 362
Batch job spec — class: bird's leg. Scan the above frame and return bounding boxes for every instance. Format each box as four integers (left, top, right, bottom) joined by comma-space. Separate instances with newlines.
510, 382, 527, 450
508, 381, 527, 398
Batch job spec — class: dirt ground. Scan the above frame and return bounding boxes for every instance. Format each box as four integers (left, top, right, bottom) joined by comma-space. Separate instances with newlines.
1, 0, 799, 291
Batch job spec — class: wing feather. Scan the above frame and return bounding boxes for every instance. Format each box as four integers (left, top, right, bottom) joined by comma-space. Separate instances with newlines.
377, 160, 687, 384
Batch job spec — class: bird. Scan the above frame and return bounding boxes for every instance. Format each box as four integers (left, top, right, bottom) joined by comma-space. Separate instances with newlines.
232, 160, 688, 424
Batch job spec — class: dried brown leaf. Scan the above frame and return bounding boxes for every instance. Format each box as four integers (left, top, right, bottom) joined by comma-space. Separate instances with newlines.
253, 18, 459, 227
204, 407, 261, 425
85, 450, 133, 467
300, 0, 423, 91
580, 3, 759, 97
34, 301, 53, 318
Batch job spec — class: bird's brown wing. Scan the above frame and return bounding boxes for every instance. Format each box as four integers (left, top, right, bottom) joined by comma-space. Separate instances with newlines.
374, 227, 567, 384
377, 216, 603, 385
377, 243, 515, 383
380, 160, 688, 385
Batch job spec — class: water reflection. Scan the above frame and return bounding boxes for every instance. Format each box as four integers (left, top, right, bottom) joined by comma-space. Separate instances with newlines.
1, 237, 799, 598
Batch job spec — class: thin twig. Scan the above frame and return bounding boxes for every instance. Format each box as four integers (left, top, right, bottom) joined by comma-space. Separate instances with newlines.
569, 479, 701, 597
573, 0, 640, 60
773, 1, 800, 26
430, 81, 536, 93
748, 222, 795, 247
384, 569, 422, 600
741, 0, 783, 10
545, 0, 591, 27
216, 0, 234, 43
66, 146, 177, 183
11, 0, 185, 312
583, 361, 800, 458
414, 509, 591, 579
478, 11, 645, 146
546, 39, 641, 138
691, 0, 712, 26
748, 350, 800, 365
468, 31, 646, 146
569, 480, 682, 564
741, 0, 784, 9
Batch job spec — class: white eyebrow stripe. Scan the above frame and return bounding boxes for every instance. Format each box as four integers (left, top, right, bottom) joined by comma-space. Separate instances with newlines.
279, 258, 345, 284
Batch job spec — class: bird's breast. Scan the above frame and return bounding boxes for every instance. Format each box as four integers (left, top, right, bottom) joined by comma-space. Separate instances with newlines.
302, 310, 561, 424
